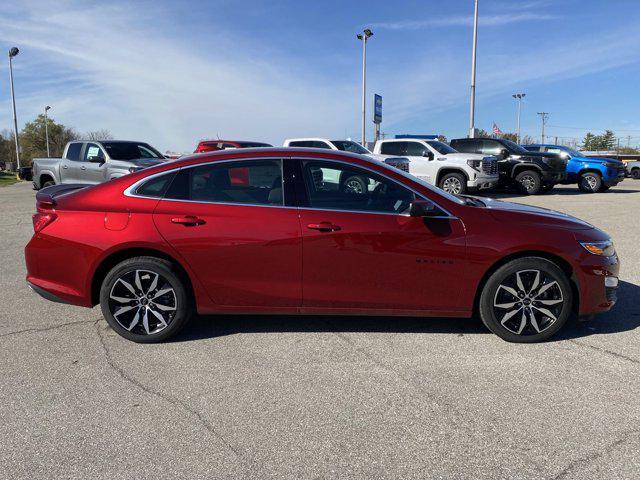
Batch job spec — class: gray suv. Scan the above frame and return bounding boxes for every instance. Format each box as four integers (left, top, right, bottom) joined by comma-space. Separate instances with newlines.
32, 140, 167, 189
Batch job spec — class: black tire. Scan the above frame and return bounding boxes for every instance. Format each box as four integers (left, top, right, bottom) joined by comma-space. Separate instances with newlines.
479, 257, 573, 343
439, 172, 467, 195
578, 172, 602, 193
341, 175, 368, 194
514, 170, 542, 195
42, 179, 55, 188
631, 168, 640, 180
99, 256, 193, 343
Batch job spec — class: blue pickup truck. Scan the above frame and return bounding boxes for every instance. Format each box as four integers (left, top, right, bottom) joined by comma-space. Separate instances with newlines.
523, 144, 626, 193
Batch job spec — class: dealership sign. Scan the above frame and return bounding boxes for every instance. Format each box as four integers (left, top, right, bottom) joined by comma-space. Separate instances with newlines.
373, 94, 382, 124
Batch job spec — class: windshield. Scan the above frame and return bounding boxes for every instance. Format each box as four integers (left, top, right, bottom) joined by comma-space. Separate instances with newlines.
102, 142, 165, 160
331, 140, 371, 155
426, 141, 458, 155
501, 139, 529, 154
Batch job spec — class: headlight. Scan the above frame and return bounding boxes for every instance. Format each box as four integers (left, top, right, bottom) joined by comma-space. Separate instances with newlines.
579, 240, 615, 256
467, 159, 482, 171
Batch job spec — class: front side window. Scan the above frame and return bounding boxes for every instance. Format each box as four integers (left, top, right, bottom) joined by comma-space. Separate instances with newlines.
166, 159, 283, 206
83, 143, 105, 161
426, 141, 457, 155
300, 160, 414, 214
66, 143, 82, 161
405, 141, 427, 156
451, 140, 478, 153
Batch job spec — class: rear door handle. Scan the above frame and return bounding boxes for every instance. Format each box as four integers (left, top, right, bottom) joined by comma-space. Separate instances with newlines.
307, 222, 341, 232
171, 215, 206, 226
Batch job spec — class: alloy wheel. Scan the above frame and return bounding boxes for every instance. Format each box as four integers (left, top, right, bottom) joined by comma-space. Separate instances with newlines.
520, 175, 537, 193
584, 175, 598, 191
493, 269, 564, 335
442, 177, 463, 194
108, 269, 177, 335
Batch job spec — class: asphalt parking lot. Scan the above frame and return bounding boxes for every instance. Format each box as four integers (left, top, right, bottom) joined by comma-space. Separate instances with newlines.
1, 180, 639, 479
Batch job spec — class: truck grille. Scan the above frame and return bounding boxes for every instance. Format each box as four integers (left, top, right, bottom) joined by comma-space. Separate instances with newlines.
482, 158, 498, 175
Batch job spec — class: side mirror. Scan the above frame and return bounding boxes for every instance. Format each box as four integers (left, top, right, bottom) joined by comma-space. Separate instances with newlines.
422, 150, 434, 160
88, 156, 103, 163
409, 199, 437, 217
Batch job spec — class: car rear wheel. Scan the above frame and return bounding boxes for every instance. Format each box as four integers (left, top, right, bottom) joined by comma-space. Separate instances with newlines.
99, 256, 193, 343
479, 257, 573, 343
514, 170, 542, 195
578, 172, 602, 193
439, 172, 467, 195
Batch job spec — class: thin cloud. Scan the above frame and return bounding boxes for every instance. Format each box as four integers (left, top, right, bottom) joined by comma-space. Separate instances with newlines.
372, 12, 559, 30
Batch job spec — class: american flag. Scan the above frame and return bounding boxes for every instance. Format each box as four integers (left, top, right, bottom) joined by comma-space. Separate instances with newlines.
492, 122, 503, 136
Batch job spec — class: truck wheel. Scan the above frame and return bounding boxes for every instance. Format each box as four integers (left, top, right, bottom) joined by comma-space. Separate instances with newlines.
478, 257, 573, 343
578, 172, 602, 193
42, 179, 55, 188
439, 172, 466, 195
515, 170, 541, 195
99, 256, 193, 343
342, 175, 368, 194
632, 168, 640, 180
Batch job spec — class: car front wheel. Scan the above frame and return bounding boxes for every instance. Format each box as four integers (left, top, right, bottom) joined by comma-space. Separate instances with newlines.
578, 172, 602, 193
631, 168, 640, 180
514, 170, 542, 195
479, 257, 573, 343
439, 172, 467, 195
99, 256, 193, 343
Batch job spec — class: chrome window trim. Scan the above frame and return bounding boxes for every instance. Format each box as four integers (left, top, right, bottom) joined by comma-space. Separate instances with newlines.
123, 155, 458, 219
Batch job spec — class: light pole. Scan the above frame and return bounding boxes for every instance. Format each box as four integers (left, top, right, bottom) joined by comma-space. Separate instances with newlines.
44, 106, 51, 157
512, 93, 525, 143
537, 112, 549, 143
8, 47, 21, 174
469, 0, 479, 138
357, 28, 373, 146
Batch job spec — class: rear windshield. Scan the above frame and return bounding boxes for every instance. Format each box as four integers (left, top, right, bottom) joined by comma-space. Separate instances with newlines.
102, 142, 164, 160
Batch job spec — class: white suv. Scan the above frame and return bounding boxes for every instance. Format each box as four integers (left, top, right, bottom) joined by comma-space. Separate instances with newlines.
373, 138, 498, 194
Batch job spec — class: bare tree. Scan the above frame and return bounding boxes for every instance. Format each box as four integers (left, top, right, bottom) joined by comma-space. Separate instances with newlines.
85, 129, 114, 141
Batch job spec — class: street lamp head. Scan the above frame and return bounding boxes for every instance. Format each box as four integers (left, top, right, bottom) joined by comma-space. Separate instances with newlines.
356, 33, 363, 40
364, 28, 373, 38
9, 47, 19, 57
45, 105, 51, 111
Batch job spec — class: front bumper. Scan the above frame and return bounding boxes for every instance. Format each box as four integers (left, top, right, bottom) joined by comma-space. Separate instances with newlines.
576, 253, 619, 316
468, 173, 499, 190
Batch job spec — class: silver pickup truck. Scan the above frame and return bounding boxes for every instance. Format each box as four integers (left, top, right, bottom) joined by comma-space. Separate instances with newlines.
32, 140, 167, 189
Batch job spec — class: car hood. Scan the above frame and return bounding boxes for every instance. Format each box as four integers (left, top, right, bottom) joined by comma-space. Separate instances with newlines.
576, 156, 623, 165
476, 196, 594, 230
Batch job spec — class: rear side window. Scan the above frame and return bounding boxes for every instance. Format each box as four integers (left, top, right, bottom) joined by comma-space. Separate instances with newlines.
135, 171, 177, 198
66, 143, 82, 161
165, 159, 283, 206
379, 142, 407, 156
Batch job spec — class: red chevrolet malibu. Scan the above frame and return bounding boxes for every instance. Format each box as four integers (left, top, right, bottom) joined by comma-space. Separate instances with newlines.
25, 148, 619, 343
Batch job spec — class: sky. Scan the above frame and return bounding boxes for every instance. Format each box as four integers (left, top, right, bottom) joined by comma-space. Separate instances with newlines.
1, 0, 640, 153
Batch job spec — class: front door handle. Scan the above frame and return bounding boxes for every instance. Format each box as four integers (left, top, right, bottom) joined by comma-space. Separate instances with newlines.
81, 166, 86, 170
62, 165, 69, 169
307, 221, 341, 232
171, 215, 206, 226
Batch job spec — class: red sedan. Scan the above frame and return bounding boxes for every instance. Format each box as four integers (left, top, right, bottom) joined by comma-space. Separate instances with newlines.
25, 148, 619, 343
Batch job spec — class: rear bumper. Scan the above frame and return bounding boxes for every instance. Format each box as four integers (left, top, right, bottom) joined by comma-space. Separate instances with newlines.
27, 281, 74, 305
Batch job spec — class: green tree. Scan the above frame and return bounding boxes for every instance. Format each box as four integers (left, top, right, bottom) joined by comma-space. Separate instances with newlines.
599, 130, 617, 150
437, 134, 447, 143
0, 130, 16, 166
19, 114, 79, 166
581, 132, 597, 150
499, 132, 518, 142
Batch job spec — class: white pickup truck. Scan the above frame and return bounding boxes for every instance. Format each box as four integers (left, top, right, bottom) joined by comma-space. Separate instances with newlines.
372, 138, 499, 194
32, 140, 167, 189
283, 138, 410, 193
626, 160, 640, 179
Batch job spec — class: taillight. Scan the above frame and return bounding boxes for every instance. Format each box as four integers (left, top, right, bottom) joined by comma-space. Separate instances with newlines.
32, 212, 58, 233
